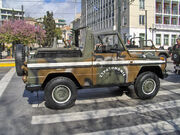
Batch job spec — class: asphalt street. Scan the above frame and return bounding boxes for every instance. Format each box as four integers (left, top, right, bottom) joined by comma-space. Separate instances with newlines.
0, 67, 11, 80
0, 63, 180, 135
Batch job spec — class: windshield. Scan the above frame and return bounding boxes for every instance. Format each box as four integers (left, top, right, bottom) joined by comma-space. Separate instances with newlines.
94, 34, 124, 53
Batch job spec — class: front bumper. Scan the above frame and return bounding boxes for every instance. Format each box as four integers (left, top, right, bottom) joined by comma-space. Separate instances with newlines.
25, 84, 42, 92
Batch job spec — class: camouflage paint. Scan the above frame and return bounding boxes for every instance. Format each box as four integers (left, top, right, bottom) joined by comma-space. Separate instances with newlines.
24, 29, 166, 89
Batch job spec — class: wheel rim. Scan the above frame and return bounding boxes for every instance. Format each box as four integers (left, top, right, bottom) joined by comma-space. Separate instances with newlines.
52, 85, 71, 104
142, 79, 156, 95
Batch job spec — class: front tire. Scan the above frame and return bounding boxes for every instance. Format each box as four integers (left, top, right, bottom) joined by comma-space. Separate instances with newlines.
134, 72, 160, 100
45, 77, 77, 109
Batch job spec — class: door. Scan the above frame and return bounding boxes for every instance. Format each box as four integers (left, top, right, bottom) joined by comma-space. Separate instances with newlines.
92, 34, 128, 86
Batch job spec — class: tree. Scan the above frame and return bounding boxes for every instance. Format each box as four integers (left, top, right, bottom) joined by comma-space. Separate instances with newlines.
0, 20, 45, 45
43, 11, 56, 47
55, 28, 62, 40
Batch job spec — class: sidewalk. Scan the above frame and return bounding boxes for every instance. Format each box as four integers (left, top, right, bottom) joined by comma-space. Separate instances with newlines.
0, 58, 15, 67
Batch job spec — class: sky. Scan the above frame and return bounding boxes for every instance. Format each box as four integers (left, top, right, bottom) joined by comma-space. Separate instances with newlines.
3, 0, 81, 24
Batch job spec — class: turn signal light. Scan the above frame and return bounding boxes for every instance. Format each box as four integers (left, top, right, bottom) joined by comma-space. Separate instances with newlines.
160, 57, 165, 61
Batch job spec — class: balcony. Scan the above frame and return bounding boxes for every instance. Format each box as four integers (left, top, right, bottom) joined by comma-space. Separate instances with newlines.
155, 24, 180, 30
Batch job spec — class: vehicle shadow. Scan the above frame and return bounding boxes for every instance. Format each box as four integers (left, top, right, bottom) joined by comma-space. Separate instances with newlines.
164, 72, 180, 84
23, 89, 44, 104
22, 86, 137, 106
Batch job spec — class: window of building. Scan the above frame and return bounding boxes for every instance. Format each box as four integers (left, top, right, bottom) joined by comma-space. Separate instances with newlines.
164, 3, 170, 14
164, 16, 170, 24
7, 11, 12, 14
1, 10, 6, 14
156, 34, 161, 45
164, 35, 169, 45
156, 2, 162, 13
172, 3, 178, 14
139, 33, 145, 40
1, 15, 7, 19
124, 1, 127, 11
123, 16, 127, 26
171, 35, 177, 45
156, 16, 162, 24
139, 0, 145, 9
172, 17, 177, 25
139, 15, 145, 25
140, 33, 145, 45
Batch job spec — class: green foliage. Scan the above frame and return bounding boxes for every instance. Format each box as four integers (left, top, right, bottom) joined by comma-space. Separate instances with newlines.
43, 11, 56, 47
55, 28, 62, 40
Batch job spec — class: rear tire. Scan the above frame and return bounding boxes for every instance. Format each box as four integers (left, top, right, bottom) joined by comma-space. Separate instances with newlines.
134, 72, 160, 100
44, 77, 77, 109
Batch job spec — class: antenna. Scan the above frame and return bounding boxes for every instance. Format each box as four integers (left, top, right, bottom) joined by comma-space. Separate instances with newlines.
21, 5, 24, 20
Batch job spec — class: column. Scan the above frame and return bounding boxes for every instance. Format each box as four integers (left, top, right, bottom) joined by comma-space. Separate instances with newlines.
162, 34, 164, 47
178, 0, 180, 25
162, 0, 164, 24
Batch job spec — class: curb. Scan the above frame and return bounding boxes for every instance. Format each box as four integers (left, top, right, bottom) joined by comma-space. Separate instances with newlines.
0, 63, 15, 67
0, 59, 15, 61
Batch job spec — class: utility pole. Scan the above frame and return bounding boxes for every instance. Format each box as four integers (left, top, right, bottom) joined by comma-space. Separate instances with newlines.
12, 8, 15, 22
117, 0, 121, 33
74, 0, 77, 19
145, 10, 147, 46
21, 5, 24, 20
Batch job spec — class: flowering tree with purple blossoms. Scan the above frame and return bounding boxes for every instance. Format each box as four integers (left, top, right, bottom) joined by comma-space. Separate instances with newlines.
0, 20, 45, 45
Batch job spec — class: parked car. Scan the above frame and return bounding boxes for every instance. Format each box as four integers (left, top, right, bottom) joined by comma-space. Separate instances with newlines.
126, 37, 170, 61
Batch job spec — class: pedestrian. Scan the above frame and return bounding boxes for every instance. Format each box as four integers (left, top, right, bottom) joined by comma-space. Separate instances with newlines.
172, 37, 180, 73
173, 37, 180, 50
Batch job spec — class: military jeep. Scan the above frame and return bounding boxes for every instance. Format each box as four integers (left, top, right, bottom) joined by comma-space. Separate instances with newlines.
15, 29, 167, 109
126, 37, 170, 61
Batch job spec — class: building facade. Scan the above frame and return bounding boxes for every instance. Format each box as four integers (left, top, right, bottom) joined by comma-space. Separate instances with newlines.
55, 19, 66, 28
82, 0, 180, 48
121, 0, 180, 48
155, 0, 180, 47
0, 0, 24, 24
71, 13, 81, 29
36, 18, 66, 28
81, 0, 119, 34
